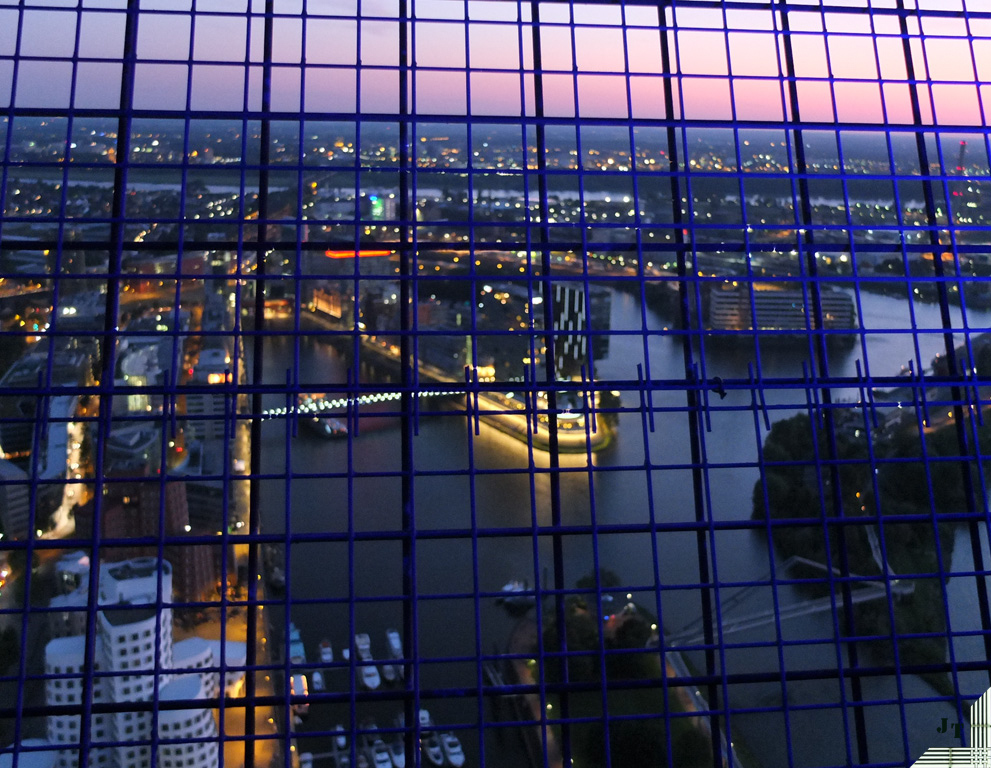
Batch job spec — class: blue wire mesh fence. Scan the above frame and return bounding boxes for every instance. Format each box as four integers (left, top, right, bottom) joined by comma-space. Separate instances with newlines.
2, 0, 991, 766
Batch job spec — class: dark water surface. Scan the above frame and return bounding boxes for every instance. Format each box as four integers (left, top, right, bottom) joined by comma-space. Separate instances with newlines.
258, 289, 991, 767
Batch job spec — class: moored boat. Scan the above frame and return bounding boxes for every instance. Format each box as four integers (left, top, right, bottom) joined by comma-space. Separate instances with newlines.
299, 395, 348, 438
320, 639, 334, 664
422, 733, 444, 767
290, 672, 309, 719
303, 414, 349, 438
268, 566, 286, 592
496, 579, 535, 611
360, 721, 393, 768
289, 622, 307, 664
388, 735, 405, 768
354, 633, 382, 690
369, 738, 392, 768
440, 733, 464, 767
386, 629, 405, 680
382, 660, 398, 684
418, 710, 444, 767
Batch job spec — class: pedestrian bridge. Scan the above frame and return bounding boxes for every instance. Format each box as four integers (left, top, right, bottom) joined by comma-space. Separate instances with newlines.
259, 388, 465, 420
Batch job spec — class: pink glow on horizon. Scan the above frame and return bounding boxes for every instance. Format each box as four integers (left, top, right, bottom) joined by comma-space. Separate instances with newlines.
0, 3, 988, 126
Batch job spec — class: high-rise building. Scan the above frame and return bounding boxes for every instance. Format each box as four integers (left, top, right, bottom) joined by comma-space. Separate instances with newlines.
44, 635, 111, 768
0, 458, 31, 541
43, 558, 224, 768
76, 480, 217, 604
42, 557, 240, 768
156, 676, 218, 768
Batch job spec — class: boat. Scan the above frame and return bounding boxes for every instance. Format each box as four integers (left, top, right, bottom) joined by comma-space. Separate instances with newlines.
267, 566, 285, 592
388, 735, 405, 768
354, 633, 382, 690
386, 629, 405, 680
418, 710, 444, 767
382, 660, 398, 685
369, 738, 392, 768
312, 671, 325, 691
359, 721, 393, 768
290, 672, 309, 718
289, 622, 307, 664
495, 579, 535, 611
333, 723, 348, 751
440, 733, 464, 767
320, 639, 334, 664
299, 395, 349, 438
422, 733, 444, 767
303, 414, 349, 438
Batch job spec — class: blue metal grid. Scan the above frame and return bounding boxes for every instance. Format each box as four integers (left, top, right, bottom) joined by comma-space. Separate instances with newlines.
2, 1, 991, 767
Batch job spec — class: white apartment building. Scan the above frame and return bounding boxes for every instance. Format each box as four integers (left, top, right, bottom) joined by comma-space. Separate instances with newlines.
44, 636, 110, 768
157, 675, 219, 768
43, 557, 227, 768
0, 739, 58, 768
172, 636, 247, 699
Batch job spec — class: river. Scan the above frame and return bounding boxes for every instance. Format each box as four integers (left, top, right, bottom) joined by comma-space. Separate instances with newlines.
257, 286, 991, 767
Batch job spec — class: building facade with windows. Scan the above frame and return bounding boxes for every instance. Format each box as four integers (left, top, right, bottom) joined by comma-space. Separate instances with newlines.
42, 559, 225, 768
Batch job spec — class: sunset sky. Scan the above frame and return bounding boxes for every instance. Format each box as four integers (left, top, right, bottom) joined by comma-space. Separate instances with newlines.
0, 0, 988, 125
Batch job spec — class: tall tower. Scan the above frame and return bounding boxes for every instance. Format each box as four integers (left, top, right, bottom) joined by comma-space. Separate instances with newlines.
46, 558, 174, 768
552, 284, 588, 381
0, 459, 31, 541
97, 559, 174, 768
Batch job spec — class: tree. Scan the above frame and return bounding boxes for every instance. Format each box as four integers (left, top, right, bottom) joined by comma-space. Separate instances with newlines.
0, 627, 19, 673
672, 724, 715, 768
576, 568, 622, 592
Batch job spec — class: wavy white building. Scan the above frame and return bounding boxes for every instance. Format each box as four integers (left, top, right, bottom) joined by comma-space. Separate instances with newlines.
0, 739, 58, 768
44, 635, 111, 768
172, 636, 247, 699
157, 675, 218, 768
42, 558, 228, 768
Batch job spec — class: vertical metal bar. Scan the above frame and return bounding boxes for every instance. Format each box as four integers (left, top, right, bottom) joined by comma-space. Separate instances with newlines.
245, 2, 275, 766
894, 0, 991, 696
775, 2, 869, 763
529, 5, 571, 766
399, 0, 419, 763
79, 2, 140, 767
656, 5, 722, 767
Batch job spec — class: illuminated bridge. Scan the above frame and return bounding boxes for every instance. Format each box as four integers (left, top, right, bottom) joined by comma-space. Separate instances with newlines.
258, 388, 466, 421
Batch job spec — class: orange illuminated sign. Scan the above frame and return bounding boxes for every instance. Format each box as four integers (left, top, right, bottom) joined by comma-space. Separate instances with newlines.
324, 250, 393, 259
